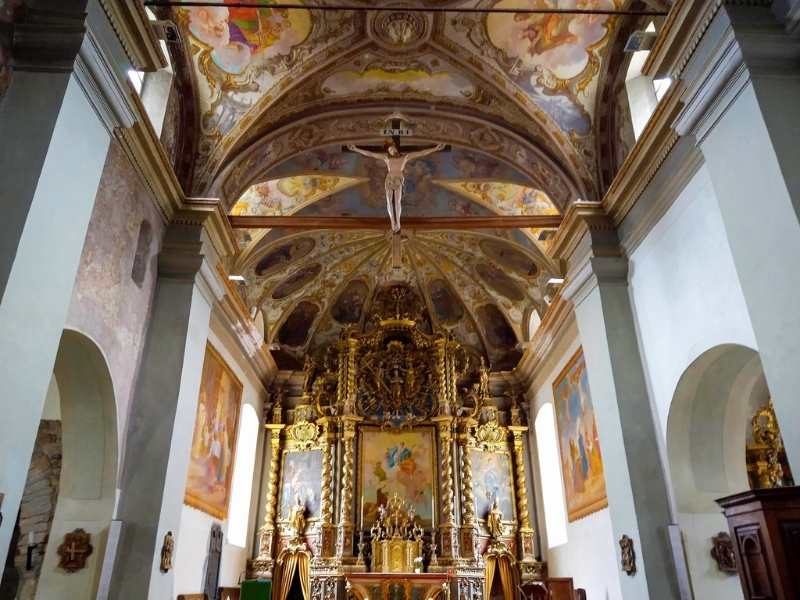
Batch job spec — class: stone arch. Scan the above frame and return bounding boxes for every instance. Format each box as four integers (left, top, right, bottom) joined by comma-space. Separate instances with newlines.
666, 343, 767, 600
36, 329, 118, 599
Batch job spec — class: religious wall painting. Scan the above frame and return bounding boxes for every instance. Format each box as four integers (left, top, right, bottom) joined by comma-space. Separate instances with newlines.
479, 240, 540, 280
271, 263, 322, 300
470, 449, 516, 529
359, 428, 437, 528
476, 304, 518, 350
475, 263, 526, 302
183, 3, 313, 75
321, 54, 476, 101
552, 348, 608, 521
331, 279, 369, 324
255, 237, 316, 277
428, 278, 464, 325
482, 0, 615, 133
231, 175, 366, 216
278, 449, 323, 522
185, 344, 243, 519
277, 301, 320, 347
434, 180, 559, 217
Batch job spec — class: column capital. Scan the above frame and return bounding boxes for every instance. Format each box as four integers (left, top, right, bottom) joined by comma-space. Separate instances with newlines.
7, 7, 87, 73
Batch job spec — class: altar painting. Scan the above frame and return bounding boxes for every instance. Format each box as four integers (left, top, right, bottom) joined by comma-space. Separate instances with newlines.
470, 449, 516, 525
553, 348, 607, 521
278, 449, 323, 520
359, 428, 436, 528
184, 344, 243, 519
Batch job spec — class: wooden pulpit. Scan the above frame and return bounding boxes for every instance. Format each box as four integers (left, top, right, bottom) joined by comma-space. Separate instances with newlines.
717, 487, 800, 600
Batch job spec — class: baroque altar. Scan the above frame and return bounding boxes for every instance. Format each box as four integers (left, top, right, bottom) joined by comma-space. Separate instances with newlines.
248, 284, 544, 600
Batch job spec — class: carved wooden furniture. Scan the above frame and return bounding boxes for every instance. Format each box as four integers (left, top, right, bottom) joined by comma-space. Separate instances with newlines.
519, 578, 586, 600
346, 572, 448, 600
717, 487, 800, 600
176, 595, 208, 600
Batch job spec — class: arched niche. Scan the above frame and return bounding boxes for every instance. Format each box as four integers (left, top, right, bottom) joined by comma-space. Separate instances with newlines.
666, 343, 767, 600
36, 329, 118, 599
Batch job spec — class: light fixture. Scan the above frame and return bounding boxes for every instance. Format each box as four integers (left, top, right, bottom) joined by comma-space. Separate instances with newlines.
228, 274, 246, 283
547, 278, 565, 285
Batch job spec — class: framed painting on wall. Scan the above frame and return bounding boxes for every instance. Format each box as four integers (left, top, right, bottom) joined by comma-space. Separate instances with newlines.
470, 449, 516, 526
278, 449, 324, 521
358, 427, 437, 528
184, 343, 243, 519
552, 348, 608, 522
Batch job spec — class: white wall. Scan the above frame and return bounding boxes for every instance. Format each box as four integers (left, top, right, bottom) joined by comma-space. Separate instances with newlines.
172, 316, 266, 595
530, 329, 623, 600
627, 164, 757, 441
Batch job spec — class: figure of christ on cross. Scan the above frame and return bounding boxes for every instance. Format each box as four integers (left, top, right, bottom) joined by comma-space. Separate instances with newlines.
347, 140, 447, 232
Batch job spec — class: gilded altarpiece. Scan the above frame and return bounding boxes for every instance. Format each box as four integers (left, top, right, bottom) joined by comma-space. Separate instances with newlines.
249, 285, 544, 599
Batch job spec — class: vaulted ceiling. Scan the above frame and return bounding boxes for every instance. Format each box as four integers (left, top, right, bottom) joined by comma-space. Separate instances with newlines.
165, 0, 634, 370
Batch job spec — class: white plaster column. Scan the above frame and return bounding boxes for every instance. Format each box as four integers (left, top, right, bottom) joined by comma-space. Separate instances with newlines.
674, 4, 800, 473
0, 1, 115, 567
108, 220, 224, 599
557, 204, 680, 600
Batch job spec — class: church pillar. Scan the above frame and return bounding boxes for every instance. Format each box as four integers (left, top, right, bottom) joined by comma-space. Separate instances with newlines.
509, 426, 539, 577
674, 4, 800, 473
556, 203, 680, 600
108, 217, 223, 599
318, 416, 337, 559
0, 1, 115, 567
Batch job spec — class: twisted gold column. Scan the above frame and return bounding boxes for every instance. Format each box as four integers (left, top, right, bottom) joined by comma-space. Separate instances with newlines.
458, 419, 479, 562
251, 424, 284, 574
318, 418, 337, 557
337, 416, 359, 560
510, 425, 537, 564
434, 416, 458, 560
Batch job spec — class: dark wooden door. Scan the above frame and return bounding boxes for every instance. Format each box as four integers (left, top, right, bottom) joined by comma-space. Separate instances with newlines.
204, 524, 224, 600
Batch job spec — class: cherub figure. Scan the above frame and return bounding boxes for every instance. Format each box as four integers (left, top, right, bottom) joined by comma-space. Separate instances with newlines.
347, 140, 446, 232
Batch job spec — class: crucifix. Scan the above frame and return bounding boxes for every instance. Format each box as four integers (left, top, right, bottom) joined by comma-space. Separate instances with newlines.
344, 115, 449, 233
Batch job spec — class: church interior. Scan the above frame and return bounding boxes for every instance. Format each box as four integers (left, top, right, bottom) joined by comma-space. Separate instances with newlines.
2, 1, 800, 599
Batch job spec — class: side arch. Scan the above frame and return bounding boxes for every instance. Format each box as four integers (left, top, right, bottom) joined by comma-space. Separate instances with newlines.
37, 329, 118, 599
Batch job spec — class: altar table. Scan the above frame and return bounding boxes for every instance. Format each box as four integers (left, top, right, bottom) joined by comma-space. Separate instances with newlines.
346, 572, 449, 600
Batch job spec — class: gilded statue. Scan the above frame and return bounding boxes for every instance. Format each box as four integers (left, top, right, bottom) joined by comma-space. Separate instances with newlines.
486, 497, 504, 539
289, 493, 306, 541
347, 141, 446, 232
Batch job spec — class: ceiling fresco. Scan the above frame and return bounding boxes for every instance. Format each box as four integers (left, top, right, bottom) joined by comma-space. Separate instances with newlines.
241, 229, 553, 370
164, 0, 637, 371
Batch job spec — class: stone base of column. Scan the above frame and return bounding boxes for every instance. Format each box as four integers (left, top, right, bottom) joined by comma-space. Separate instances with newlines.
459, 525, 479, 562
337, 523, 355, 563
319, 523, 337, 558
437, 524, 460, 563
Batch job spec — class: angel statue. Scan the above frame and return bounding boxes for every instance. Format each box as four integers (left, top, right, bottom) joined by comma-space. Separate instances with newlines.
347, 140, 446, 232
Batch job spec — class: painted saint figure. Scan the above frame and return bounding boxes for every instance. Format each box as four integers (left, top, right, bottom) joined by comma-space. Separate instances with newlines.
347, 141, 446, 232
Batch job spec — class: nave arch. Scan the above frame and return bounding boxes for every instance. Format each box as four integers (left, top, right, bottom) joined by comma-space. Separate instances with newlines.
34, 329, 118, 600
666, 343, 770, 600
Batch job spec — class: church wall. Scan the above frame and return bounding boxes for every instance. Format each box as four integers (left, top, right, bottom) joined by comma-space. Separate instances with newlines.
172, 316, 267, 596
626, 163, 758, 442
64, 138, 166, 476
529, 325, 624, 600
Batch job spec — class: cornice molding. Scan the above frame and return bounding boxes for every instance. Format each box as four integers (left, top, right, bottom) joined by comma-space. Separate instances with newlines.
175, 197, 239, 261
549, 201, 618, 266
7, 7, 86, 73
601, 82, 684, 226
97, 0, 166, 72
74, 27, 136, 132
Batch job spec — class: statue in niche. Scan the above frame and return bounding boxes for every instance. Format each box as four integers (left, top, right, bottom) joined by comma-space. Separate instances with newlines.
289, 493, 307, 541
347, 140, 446, 232
160, 531, 174, 573
486, 497, 505, 540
